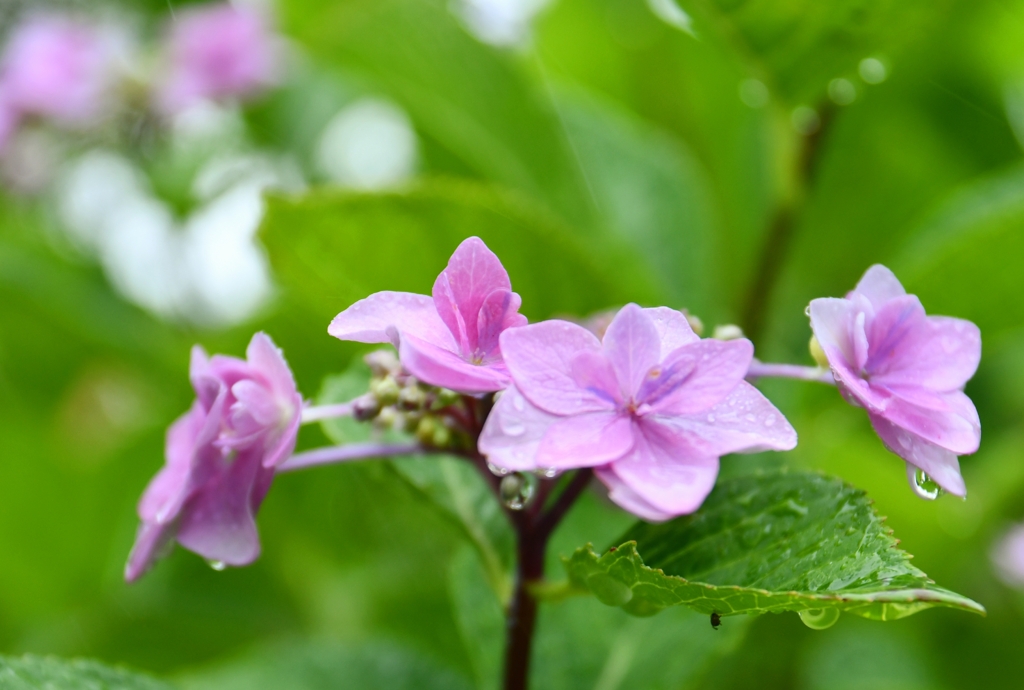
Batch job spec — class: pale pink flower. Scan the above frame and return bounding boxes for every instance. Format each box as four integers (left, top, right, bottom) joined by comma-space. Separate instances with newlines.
479, 304, 797, 521
808, 265, 981, 497
992, 524, 1024, 588
125, 333, 302, 581
329, 236, 527, 394
156, 3, 279, 114
0, 15, 115, 125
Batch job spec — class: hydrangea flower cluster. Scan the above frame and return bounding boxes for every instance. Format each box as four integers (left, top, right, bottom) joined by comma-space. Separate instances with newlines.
127, 238, 982, 581
0, 3, 280, 156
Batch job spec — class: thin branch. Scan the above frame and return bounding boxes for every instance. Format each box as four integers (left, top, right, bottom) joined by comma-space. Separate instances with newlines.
746, 361, 834, 385
534, 469, 594, 541
277, 442, 431, 473
300, 401, 356, 424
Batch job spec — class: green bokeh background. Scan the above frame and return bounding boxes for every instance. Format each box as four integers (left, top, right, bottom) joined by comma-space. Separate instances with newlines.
3, 0, 1024, 687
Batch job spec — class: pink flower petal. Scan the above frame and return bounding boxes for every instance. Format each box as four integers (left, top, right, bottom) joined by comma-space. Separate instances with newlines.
877, 390, 980, 455
852, 264, 906, 309
329, 291, 451, 350
868, 312, 981, 392
594, 467, 676, 522
808, 297, 859, 371
124, 521, 176, 583
432, 237, 513, 353
399, 332, 510, 393
137, 403, 205, 523
869, 414, 966, 496
602, 304, 662, 400
535, 411, 635, 470
569, 351, 622, 407
640, 338, 753, 415
246, 331, 299, 402
478, 384, 560, 471
476, 289, 527, 359
500, 320, 611, 415
604, 429, 719, 516
642, 307, 700, 353
648, 382, 798, 456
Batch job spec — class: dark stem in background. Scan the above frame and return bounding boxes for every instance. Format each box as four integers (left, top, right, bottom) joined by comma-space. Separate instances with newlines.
741, 103, 836, 343
502, 468, 594, 690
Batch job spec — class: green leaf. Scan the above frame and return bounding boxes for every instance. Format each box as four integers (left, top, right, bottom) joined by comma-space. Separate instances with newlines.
178, 640, 473, 690
316, 362, 515, 603
0, 655, 171, 690
261, 180, 657, 326
566, 470, 984, 621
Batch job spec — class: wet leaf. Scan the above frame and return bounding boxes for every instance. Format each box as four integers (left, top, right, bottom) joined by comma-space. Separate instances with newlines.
0, 655, 170, 690
566, 470, 984, 621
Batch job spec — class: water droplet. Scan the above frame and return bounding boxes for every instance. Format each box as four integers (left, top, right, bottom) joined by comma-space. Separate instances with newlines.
539, 467, 558, 479
487, 462, 510, 476
907, 464, 942, 501
501, 419, 526, 436
764, 414, 776, 427
512, 395, 525, 412
207, 560, 227, 572
745, 413, 757, 422
501, 472, 536, 510
706, 413, 716, 423
798, 608, 840, 630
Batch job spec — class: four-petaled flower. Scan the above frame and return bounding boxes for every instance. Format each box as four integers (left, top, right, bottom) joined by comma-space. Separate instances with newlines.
329, 236, 527, 394
125, 332, 302, 582
479, 304, 797, 521
808, 265, 981, 497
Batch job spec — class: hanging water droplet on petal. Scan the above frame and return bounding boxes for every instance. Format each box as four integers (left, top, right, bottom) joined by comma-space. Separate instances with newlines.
487, 462, 510, 477
207, 560, 227, 571
906, 463, 942, 500
798, 608, 840, 630
501, 472, 536, 510
539, 467, 558, 479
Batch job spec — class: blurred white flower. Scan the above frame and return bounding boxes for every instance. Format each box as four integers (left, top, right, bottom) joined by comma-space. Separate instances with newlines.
315, 97, 417, 189
451, 0, 552, 47
992, 523, 1024, 588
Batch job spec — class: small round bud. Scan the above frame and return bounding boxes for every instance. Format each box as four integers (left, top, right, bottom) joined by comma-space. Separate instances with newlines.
398, 385, 427, 410
712, 324, 744, 341
683, 310, 705, 337
352, 394, 381, 421
432, 423, 451, 448
370, 376, 400, 405
415, 416, 438, 445
375, 407, 401, 430
431, 387, 461, 410
809, 335, 830, 369
364, 349, 400, 376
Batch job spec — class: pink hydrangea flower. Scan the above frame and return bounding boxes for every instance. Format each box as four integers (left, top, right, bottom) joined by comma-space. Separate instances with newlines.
479, 304, 797, 521
808, 265, 981, 497
156, 3, 279, 115
329, 236, 527, 394
0, 15, 115, 125
125, 333, 302, 582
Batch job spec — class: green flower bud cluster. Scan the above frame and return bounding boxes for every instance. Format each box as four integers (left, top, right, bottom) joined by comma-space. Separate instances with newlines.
359, 349, 472, 450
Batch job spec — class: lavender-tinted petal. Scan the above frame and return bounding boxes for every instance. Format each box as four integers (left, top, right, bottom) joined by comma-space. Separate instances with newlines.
851, 264, 906, 309
124, 520, 177, 583
535, 411, 634, 470
594, 467, 677, 522
138, 402, 205, 523
876, 389, 980, 455
399, 332, 509, 393
642, 307, 700, 352
329, 291, 451, 350
500, 320, 610, 415
439, 237, 512, 344
569, 351, 622, 407
476, 289, 525, 358
869, 314, 981, 392
869, 414, 966, 496
642, 338, 753, 415
604, 431, 719, 517
602, 304, 662, 400
478, 384, 561, 471
648, 382, 798, 456
231, 379, 279, 428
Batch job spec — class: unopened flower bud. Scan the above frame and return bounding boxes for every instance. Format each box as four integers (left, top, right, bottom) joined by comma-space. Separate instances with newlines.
375, 407, 401, 430
712, 324, 744, 341
398, 385, 427, 410
683, 310, 704, 336
370, 376, 400, 405
352, 393, 381, 421
431, 387, 462, 410
416, 415, 438, 445
809, 335, 829, 369
364, 349, 400, 376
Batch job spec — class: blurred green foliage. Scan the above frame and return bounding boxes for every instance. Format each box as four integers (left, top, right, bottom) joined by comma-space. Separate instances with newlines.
3, 0, 1024, 688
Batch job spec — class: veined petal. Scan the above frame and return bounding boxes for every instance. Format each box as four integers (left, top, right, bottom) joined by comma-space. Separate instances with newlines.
604, 430, 719, 517
476, 289, 527, 358
648, 382, 797, 456
535, 411, 634, 470
640, 338, 753, 415
479, 384, 560, 472
876, 389, 980, 455
400, 332, 509, 393
869, 313, 981, 392
642, 307, 700, 353
808, 297, 859, 372
501, 320, 611, 415
245, 332, 299, 402
603, 304, 662, 400
433, 237, 513, 352
137, 403, 204, 523
869, 414, 966, 497
852, 264, 906, 309
329, 291, 452, 350
594, 467, 676, 522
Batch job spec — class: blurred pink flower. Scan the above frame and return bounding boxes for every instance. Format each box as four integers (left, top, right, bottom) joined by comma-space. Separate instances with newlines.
125, 333, 302, 581
479, 304, 797, 521
0, 15, 115, 125
992, 524, 1024, 588
157, 3, 279, 114
330, 236, 527, 394
808, 265, 981, 497
0, 94, 17, 153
